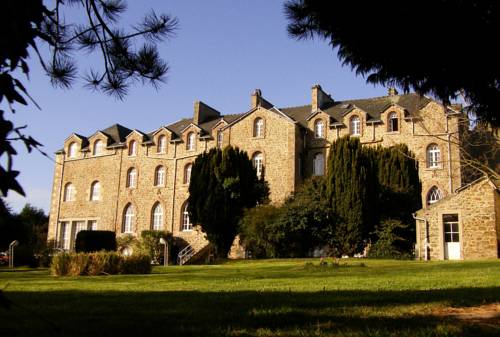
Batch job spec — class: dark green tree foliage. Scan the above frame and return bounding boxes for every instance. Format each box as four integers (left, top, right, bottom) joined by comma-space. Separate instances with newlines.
285, 0, 500, 126
325, 137, 375, 256
188, 146, 268, 258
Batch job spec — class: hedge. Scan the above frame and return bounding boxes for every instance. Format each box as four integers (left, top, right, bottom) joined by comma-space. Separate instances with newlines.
75, 230, 117, 252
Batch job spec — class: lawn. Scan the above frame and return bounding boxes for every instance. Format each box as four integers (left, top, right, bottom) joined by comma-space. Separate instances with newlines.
1, 259, 499, 336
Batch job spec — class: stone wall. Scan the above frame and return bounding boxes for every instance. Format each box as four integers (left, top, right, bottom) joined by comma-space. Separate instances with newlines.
415, 178, 498, 260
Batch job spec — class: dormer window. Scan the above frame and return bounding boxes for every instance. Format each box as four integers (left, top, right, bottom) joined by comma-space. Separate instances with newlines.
128, 140, 137, 156
314, 119, 325, 138
186, 132, 195, 151
157, 135, 167, 154
253, 118, 264, 137
350, 116, 361, 136
388, 112, 399, 132
93, 140, 104, 156
68, 142, 78, 158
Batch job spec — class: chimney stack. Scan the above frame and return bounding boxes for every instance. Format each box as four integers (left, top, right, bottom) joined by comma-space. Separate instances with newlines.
193, 101, 221, 125
388, 87, 399, 96
251, 89, 262, 109
311, 84, 333, 112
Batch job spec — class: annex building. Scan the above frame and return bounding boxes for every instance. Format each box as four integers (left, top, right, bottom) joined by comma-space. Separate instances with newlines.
47, 85, 500, 261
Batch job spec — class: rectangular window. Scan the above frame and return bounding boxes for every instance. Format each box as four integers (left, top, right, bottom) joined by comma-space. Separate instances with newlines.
88, 220, 97, 231
60, 221, 71, 250
443, 214, 459, 242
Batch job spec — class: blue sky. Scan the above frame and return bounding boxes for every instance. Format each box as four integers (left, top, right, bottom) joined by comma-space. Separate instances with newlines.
5, 0, 387, 213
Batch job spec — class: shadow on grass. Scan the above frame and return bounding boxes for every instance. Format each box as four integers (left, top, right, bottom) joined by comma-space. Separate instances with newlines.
1, 287, 500, 337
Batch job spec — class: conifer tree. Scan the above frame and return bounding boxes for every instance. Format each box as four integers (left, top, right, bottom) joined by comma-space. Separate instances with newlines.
188, 146, 268, 258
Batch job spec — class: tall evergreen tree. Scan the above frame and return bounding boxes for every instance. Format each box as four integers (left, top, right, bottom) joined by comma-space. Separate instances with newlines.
188, 146, 268, 258
325, 136, 376, 256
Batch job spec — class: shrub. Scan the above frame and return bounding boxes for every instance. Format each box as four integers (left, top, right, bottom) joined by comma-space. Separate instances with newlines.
75, 230, 117, 253
121, 254, 152, 274
140, 230, 172, 264
368, 219, 414, 259
51, 252, 72, 276
87, 251, 121, 276
67, 253, 90, 276
117, 234, 139, 255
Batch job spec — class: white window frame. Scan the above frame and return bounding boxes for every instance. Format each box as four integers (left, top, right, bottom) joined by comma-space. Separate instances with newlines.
64, 183, 75, 202
128, 140, 137, 156
184, 163, 192, 184
93, 140, 104, 156
155, 166, 166, 187
152, 203, 164, 230
388, 112, 399, 132
186, 132, 196, 151
427, 144, 441, 168
182, 203, 193, 231
60, 221, 71, 250
252, 152, 263, 179
127, 168, 137, 188
314, 119, 325, 138
313, 153, 325, 176
68, 142, 78, 158
123, 205, 134, 233
88, 220, 98, 231
157, 135, 167, 154
90, 181, 100, 201
254, 118, 264, 137
427, 186, 443, 205
350, 116, 361, 136
217, 131, 223, 149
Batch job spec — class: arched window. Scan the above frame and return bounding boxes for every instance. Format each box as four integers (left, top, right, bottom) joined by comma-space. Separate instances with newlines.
182, 202, 193, 231
427, 144, 441, 168
217, 130, 223, 149
186, 132, 195, 151
126, 168, 137, 188
427, 186, 443, 205
350, 116, 361, 136
253, 118, 264, 137
122, 204, 135, 233
93, 140, 104, 156
68, 142, 78, 158
157, 135, 167, 154
128, 140, 137, 156
155, 166, 166, 186
90, 181, 100, 201
63, 183, 75, 201
151, 203, 164, 230
313, 153, 325, 176
184, 163, 192, 184
314, 119, 325, 138
388, 112, 399, 132
252, 152, 264, 179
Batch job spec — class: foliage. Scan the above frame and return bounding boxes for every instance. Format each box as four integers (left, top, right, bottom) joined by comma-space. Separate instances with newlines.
121, 254, 152, 274
75, 230, 117, 252
0, 0, 177, 198
238, 205, 283, 258
139, 230, 172, 264
285, 0, 500, 126
50, 251, 150, 276
325, 136, 376, 256
368, 219, 414, 259
116, 234, 139, 254
188, 146, 269, 258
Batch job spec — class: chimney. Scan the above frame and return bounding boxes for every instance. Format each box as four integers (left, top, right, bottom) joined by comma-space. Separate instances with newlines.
388, 87, 399, 96
193, 101, 221, 125
311, 84, 333, 112
251, 89, 262, 109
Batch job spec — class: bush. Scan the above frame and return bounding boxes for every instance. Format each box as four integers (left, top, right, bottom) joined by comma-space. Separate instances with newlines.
368, 219, 414, 259
87, 251, 121, 276
50, 251, 151, 276
140, 230, 172, 264
75, 230, 117, 253
121, 254, 152, 274
117, 234, 139, 255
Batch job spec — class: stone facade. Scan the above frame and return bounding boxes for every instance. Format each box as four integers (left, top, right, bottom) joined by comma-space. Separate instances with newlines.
415, 177, 500, 260
48, 84, 496, 261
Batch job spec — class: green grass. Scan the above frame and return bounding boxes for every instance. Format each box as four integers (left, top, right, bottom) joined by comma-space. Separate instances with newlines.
1, 259, 500, 336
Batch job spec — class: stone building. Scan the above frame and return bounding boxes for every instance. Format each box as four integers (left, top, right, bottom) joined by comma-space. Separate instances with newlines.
47, 84, 498, 261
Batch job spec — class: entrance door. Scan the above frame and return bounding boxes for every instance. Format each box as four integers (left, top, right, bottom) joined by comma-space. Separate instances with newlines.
443, 214, 460, 260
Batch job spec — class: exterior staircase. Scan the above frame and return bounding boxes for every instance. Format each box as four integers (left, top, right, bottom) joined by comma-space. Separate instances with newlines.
176, 228, 211, 265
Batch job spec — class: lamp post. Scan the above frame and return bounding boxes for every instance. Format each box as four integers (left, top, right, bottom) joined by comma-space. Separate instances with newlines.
159, 237, 168, 267
8, 240, 19, 269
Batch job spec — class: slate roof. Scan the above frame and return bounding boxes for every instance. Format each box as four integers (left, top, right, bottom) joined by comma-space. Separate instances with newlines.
100, 124, 133, 146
